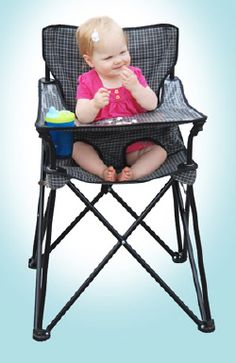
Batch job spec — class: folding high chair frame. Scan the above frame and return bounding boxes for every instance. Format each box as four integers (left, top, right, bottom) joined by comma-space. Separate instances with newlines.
29, 23, 215, 341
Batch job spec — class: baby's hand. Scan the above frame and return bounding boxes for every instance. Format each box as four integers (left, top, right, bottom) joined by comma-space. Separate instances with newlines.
120, 66, 139, 92
93, 88, 110, 109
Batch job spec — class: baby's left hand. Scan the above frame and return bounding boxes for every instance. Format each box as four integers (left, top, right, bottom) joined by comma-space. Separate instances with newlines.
120, 66, 139, 92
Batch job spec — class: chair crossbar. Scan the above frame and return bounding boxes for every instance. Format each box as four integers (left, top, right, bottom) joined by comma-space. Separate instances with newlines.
30, 189, 107, 270
46, 241, 122, 333
109, 187, 175, 257
68, 178, 173, 245
49, 189, 105, 253
123, 241, 202, 326
121, 179, 173, 241
68, 182, 128, 243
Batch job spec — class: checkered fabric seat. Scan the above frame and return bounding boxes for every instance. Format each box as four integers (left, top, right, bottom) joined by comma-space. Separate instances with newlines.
37, 24, 204, 187
30, 23, 215, 341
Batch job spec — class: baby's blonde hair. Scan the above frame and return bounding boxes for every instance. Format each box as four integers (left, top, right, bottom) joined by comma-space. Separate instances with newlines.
77, 16, 127, 56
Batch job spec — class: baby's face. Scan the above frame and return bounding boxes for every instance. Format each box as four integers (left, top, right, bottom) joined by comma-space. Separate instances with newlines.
88, 30, 131, 79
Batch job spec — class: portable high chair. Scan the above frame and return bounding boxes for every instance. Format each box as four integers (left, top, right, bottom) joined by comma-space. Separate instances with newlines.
29, 23, 215, 341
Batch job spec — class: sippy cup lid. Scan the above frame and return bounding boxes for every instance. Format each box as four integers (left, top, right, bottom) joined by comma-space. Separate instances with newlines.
45, 106, 75, 123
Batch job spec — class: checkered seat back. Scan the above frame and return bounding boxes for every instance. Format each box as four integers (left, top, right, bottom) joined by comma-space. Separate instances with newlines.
42, 24, 178, 112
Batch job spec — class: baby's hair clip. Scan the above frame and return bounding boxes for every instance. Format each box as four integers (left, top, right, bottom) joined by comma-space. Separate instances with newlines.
91, 29, 100, 42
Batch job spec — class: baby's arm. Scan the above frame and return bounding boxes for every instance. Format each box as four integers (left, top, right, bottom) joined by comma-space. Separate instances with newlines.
76, 88, 110, 123
121, 67, 158, 111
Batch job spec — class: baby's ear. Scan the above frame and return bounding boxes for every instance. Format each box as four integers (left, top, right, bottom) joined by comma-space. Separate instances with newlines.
83, 54, 93, 68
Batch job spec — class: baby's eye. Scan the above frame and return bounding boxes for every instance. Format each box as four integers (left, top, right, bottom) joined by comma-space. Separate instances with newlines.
104, 56, 112, 60
120, 50, 126, 54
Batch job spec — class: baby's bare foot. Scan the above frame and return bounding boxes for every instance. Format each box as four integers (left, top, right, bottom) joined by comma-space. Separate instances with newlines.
117, 167, 133, 182
102, 166, 117, 182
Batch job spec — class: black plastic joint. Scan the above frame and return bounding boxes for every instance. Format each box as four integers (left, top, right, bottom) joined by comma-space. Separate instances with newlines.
191, 122, 205, 136
172, 252, 187, 263
44, 166, 67, 175
101, 184, 112, 194
33, 329, 51, 341
28, 257, 37, 269
198, 319, 215, 333
178, 161, 198, 172
40, 77, 55, 85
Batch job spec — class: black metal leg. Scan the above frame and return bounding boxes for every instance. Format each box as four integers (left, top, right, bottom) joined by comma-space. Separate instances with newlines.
29, 187, 52, 269
28, 184, 45, 269
187, 185, 214, 331
175, 183, 215, 332
183, 187, 190, 261
109, 186, 175, 258
29, 144, 48, 269
172, 182, 187, 263
33, 189, 56, 341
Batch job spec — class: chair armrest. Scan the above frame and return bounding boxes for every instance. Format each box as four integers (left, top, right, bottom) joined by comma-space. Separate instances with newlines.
35, 76, 206, 174
36, 78, 69, 170
157, 76, 207, 124
159, 76, 206, 169
36, 78, 66, 127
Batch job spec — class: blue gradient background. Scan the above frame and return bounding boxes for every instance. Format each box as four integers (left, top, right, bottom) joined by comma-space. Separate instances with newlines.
1, 0, 235, 361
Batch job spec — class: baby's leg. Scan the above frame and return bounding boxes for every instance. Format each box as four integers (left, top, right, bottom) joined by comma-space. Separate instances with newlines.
72, 141, 117, 182
118, 144, 167, 181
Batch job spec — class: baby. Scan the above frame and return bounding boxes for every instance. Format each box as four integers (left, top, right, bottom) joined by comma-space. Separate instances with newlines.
72, 16, 167, 182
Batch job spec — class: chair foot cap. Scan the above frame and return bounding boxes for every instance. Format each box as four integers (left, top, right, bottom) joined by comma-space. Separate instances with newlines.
33, 329, 51, 341
172, 252, 187, 263
198, 319, 215, 333
28, 257, 37, 269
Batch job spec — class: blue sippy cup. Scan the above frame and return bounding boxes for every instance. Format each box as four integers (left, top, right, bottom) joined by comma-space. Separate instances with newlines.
45, 106, 75, 157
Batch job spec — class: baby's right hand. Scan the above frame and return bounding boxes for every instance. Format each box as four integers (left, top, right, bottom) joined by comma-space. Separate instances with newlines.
93, 88, 110, 109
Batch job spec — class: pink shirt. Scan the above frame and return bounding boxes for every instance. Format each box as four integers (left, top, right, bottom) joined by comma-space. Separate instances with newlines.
76, 66, 148, 121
